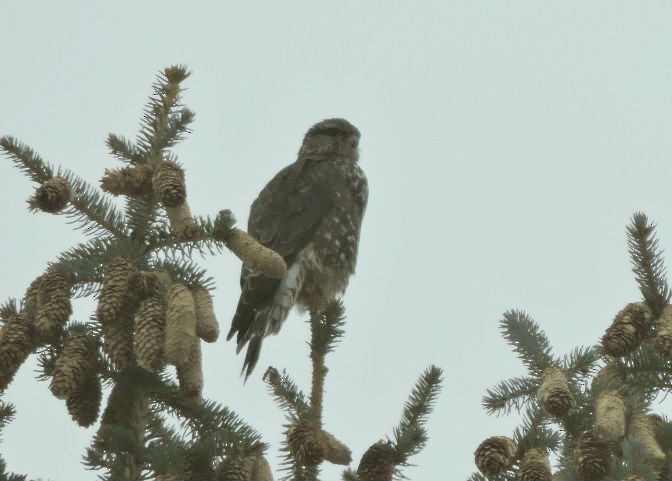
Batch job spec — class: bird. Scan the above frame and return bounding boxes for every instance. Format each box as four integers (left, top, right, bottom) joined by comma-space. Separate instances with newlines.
228, 118, 368, 380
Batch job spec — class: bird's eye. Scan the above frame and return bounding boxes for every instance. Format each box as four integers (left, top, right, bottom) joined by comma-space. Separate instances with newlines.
350, 138, 360, 148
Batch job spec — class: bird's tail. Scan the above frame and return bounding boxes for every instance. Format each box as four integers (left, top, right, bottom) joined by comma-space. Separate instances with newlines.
234, 257, 306, 380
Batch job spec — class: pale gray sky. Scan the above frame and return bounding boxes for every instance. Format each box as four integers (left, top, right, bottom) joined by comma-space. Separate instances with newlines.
2, 2, 672, 480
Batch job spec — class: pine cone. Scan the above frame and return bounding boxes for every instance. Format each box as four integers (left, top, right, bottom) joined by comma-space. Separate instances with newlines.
321, 430, 352, 465
287, 420, 326, 466
35, 269, 72, 338
628, 413, 666, 468
356, 441, 399, 481
474, 436, 517, 477
537, 365, 574, 417
165, 203, 200, 239
134, 296, 166, 372
575, 432, 611, 480
176, 337, 203, 399
593, 390, 626, 443
97, 256, 135, 325
516, 448, 552, 481
602, 302, 651, 357
100, 164, 153, 197
50, 329, 96, 400
654, 305, 672, 357
33, 176, 71, 213
66, 373, 102, 427
23, 275, 42, 317
221, 228, 287, 280
153, 160, 186, 207
102, 315, 135, 369
216, 456, 254, 481
193, 287, 219, 343
216, 454, 273, 481
165, 284, 196, 366
0, 314, 34, 391
591, 364, 624, 393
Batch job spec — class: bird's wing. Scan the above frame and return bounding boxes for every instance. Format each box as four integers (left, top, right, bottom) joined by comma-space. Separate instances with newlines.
228, 154, 349, 378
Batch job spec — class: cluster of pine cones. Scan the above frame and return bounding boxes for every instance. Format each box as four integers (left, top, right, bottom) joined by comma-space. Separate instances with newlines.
0, 253, 219, 429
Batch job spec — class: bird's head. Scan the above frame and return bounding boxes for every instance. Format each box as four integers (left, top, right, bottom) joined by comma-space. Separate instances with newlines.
299, 118, 360, 160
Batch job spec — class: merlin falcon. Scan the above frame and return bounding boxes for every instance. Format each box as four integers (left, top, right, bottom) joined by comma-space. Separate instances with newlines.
228, 118, 368, 379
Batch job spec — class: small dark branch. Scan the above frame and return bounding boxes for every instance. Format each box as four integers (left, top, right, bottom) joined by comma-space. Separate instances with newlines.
627, 213, 670, 316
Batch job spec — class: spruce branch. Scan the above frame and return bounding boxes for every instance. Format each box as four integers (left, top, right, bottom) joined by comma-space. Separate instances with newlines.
56, 237, 143, 286
500, 310, 554, 377
149, 372, 267, 455
0, 401, 27, 481
0, 136, 53, 183
145, 216, 225, 259
58, 169, 127, 238
125, 194, 161, 243
263, 367, 310, 418
391, 365, 443, 475
562, 345, 600, 383
512, 406, 563, 453
0, 299, 18, 321
627, 213, 670, 316
150, 258, 215, 291
136, 65, 193, 157
0, 138, 126, 238
482, 376, 538, 415
106, 133, 143, 164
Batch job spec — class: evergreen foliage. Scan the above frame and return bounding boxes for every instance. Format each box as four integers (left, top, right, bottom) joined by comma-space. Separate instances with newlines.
0, 65, 442, 480
0, 401, 26, 481
473, 213, 672, 480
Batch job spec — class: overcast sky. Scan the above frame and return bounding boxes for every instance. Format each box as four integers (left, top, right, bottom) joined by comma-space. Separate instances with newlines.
2, 2, 672, 480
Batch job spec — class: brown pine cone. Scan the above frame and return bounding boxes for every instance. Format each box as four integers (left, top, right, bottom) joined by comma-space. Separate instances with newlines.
516, 448, 552, 481
654, 305, 672, 357
33, 176, 71, 213
153, 160, 186, 207
287, 420, 326, 466
593, 390, 626, 443
474, 436, 517, 477
134, 296, 166, 372
97, 256, 135, 325
356, 441, 399, 481
575, 432, 612, 480
50, 329, 97, 400
102, 314, 135, 369
0, 314, 35, 391
216, 454, 273, 481
176, 337, 203, 399
193, 287, 219, 343
35, 269, 72, 338
100, 164, 153, 197
537, 365, 574, 417
602, 302, 651, 357
165, 284, 196, 366
66, 373, 102, 427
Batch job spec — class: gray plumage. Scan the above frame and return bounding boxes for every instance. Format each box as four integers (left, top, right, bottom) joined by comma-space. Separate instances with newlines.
228, 118, 368, 379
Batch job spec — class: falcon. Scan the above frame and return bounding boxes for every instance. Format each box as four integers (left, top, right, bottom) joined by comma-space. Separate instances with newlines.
228, 118, 368, 379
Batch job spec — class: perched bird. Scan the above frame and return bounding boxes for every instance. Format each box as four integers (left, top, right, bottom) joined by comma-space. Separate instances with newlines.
228, 118, 368, 379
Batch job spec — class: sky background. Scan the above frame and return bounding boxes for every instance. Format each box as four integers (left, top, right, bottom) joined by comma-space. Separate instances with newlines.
2, 2, 672, 480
